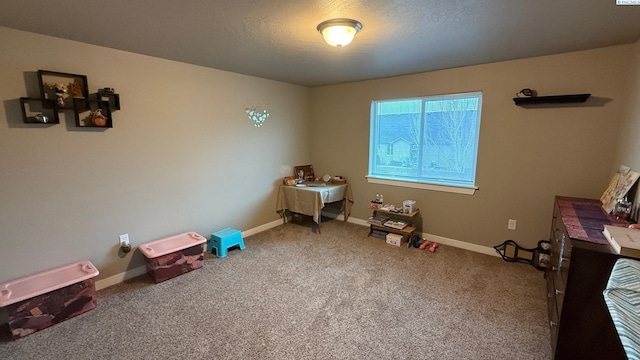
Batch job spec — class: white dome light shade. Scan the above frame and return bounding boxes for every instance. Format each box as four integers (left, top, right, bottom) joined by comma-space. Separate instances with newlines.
317, 18, 363, 47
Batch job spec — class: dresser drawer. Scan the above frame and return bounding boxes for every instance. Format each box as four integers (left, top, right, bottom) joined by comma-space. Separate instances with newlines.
553, 281, 565, 314
556, 233, 571, 289
546, 274, 559, 353
550, 232, 568, 292
546, 273, 559, 320
546, 234, 571, 319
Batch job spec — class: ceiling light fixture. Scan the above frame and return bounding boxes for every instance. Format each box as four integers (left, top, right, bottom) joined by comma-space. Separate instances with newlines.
316, 18, 362, 47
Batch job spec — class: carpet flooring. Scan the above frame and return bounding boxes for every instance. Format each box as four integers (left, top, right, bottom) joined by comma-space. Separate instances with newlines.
0, 218, 551, 359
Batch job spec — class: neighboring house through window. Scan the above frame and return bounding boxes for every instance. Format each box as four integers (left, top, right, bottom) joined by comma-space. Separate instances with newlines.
368, 92, 483, 194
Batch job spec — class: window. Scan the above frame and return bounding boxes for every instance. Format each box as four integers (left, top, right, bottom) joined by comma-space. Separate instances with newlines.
368, 92, 482, 194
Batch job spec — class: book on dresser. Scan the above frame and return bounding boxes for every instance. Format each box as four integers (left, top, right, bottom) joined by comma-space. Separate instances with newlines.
603, 225, 640, 258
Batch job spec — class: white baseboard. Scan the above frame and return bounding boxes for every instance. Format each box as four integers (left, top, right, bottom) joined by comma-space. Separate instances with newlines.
96, 265, 147, 291
97, 216, 497, 291
96, 219, 285, 291
241, 219, 284, 238
344, 216, 369, 227
346, 216, 499, 258
420, 233, 500, 257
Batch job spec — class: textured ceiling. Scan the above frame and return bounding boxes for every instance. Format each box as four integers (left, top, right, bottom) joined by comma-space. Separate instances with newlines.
1, 0, 640, 87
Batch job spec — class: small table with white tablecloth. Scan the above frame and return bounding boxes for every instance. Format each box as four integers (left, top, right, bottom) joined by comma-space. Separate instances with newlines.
276, 183, 353, 232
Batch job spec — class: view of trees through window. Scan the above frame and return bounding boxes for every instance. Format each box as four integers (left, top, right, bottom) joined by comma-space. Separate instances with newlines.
369, 92, 482, 187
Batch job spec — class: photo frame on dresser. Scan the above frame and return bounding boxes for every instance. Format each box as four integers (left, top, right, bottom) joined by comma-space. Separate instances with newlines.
601, 165, 640, 213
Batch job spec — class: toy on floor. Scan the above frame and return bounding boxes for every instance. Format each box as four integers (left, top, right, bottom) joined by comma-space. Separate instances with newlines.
412, 235, 421, 248
428, 242, 439, 252
418, 239, 439, 252
493, 239, 550, 270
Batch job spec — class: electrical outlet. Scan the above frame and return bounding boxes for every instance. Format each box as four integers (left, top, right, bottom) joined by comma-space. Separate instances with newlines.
508, 219, 517, 230
119, 233, 130, 246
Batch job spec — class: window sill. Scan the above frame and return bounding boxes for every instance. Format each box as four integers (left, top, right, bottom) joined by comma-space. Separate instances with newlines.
366, 176, 477, 195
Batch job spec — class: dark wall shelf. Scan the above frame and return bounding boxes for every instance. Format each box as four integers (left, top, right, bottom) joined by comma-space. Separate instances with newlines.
73, 98, 113, 128
20, 98, 59, 124
19, 70, 120, 128
513, 93, 591, 106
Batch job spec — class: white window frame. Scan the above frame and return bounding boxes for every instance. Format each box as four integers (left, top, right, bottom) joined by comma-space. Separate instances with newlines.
367, 92, 482, 195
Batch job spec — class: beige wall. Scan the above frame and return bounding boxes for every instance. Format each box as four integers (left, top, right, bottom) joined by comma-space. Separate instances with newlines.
310, 45, 636, 249
0, 27, 310, 283
2, 25, 638, 286
613, 39, 640, 218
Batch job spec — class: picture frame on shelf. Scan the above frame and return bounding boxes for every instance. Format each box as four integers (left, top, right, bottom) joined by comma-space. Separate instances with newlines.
20, 98, 60, 124
37, 70, 89, 110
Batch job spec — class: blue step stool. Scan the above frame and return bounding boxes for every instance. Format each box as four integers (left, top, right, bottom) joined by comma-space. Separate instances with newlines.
208, 228, 245, 258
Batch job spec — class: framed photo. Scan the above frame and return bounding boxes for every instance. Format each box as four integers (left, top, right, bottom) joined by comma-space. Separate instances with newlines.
294, 164, 315, 182
37, 70, 89, 110
601, 165, 640, 213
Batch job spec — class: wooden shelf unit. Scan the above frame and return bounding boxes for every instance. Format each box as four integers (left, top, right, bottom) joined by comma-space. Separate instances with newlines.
368, 208, 421, 247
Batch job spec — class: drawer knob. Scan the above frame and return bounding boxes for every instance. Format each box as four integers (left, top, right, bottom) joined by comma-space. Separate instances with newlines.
550, 320, 558, 327
555, 289, 564, 295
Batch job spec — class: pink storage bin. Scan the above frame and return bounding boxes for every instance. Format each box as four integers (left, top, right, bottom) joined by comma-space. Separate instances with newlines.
139, 232, 206, 283
0, 261, 99, 339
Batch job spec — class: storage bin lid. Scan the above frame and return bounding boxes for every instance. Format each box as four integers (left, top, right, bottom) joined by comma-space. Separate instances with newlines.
0, 261, 99, 307
140, 232, 206, 259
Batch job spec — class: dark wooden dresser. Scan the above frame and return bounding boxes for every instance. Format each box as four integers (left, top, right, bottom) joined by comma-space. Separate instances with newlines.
547, 196, 629, 359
